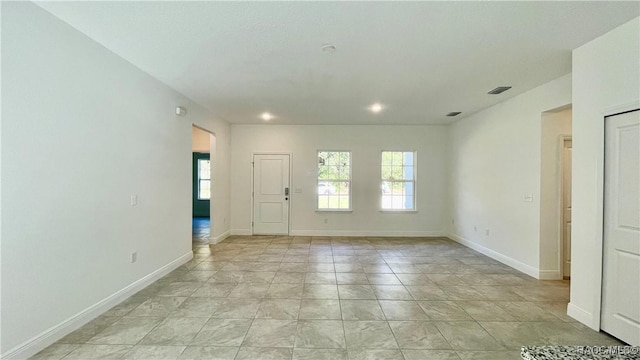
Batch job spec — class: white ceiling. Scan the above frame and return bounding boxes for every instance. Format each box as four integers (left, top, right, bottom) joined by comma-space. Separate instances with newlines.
37, 1, 639, 125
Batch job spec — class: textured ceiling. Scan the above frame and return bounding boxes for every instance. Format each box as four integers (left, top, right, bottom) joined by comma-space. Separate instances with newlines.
37, 1, 639, 125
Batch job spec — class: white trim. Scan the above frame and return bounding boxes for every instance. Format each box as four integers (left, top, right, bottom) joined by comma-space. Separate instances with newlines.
558, 135, 572, 280
447, 233, 540, 279
1, 251, 193, 360
210, 230, 231, 244
568, 302, 596, 330
586, 102, 640, 332
538, 270, 562, 280
231, 229, 252, 236
291, 230, 445, 237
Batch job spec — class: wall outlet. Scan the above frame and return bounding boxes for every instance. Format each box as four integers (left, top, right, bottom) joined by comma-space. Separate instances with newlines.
130, 194, 138, 206
523, 194, 533, 202
130, 251, 137, 263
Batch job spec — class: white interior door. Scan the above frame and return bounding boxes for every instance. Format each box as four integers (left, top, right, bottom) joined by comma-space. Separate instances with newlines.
562, 139, 572, 278
253, 154, 290, 235
602, 109, 640, 346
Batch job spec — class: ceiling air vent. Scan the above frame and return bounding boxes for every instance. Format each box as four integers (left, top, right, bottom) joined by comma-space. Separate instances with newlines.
488, 86, 512, 95
446, 112, 462, 117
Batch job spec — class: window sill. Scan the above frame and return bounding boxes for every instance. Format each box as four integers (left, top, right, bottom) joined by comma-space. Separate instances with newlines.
379, 210, 418, 214
316, 210, 353, 213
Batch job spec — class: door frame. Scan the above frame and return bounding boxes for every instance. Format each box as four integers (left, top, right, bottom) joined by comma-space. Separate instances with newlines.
587, 101, 640, 331
192, 124, 216, 243
250, 152, 292, 236
598, 106, 640, 345
558, 135, 572, 279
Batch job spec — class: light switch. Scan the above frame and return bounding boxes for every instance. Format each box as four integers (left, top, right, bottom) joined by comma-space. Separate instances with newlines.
131, 195, 138, 206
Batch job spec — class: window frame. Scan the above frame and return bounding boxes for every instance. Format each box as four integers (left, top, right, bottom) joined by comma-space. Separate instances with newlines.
316, 150, 352, 212
197, 158, 211, 200
380, 150, 417, 212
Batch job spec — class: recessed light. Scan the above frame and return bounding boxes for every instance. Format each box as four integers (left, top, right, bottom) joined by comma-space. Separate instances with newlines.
369, 103, 383, 113
261, 112, 274, 121
488, 86, 512, 95
446, 112, 462, 117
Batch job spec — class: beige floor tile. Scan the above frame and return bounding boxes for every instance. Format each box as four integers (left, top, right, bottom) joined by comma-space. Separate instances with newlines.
87, 316, 163, 345
403, 350, 461, 360
124, 345, 186, 359
178, 346, 238, 360
340, 300, 385, 320
388, 321, 451, 349
299, 299, 342, 319
343, 321, 398, 349
190, 318, 252, 346
257, 299, 301, 319
35, 236, 616, 359
295, 320, 346, 348
30, 344, 79, 360
302, 284, 339, 299
434, 321, 504, 350
292, 348, 347, 360
62, 344, 132, 359
190, 283, 235, 298
128, 297, 187, 317
266, 283, 304, 299
454, 301, 517, 321
417, 301, 472, 320
212, 298, 262, 318
371, 285, 413, 300
140, 317, 208, 345
337, 284, 376, 299
235, 347, 293, 360
242, 319, 298, 347
348, 349, 404, 360
171, 297, 224, 317
379, 300, 429, 320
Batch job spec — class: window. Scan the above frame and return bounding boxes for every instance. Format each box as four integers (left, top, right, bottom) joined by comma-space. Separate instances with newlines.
317, 151, 351, 210
197, 159, 211, 200
381, 151, 415, 210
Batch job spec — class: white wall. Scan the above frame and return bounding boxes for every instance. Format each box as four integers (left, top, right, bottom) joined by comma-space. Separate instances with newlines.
539, 107, 572, 278
447, 74, 572, 278
230, 125, 448, 236
569, 17, 640, 329
192, 126, 211, 153
0, 2, 230, 358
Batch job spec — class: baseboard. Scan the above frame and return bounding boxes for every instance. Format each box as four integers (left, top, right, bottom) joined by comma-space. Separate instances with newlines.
567, 302, 597, 330
210, 230, 231, 244
290, 230, 445, 237
230, 229, 252, 236
447, 232, 540, 279
538, 270, 562, 280
1, 251, 193, 360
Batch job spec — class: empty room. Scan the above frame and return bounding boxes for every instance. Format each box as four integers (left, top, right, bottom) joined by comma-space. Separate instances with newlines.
1, 1, 639, 359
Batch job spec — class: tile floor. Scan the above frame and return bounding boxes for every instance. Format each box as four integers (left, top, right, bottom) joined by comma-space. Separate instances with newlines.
191, 218, 211, 243
32, 236, 623, 360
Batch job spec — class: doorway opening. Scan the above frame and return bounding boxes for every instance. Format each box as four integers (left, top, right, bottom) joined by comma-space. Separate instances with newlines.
539, 105, 572, 281
192, 125, 215, 243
